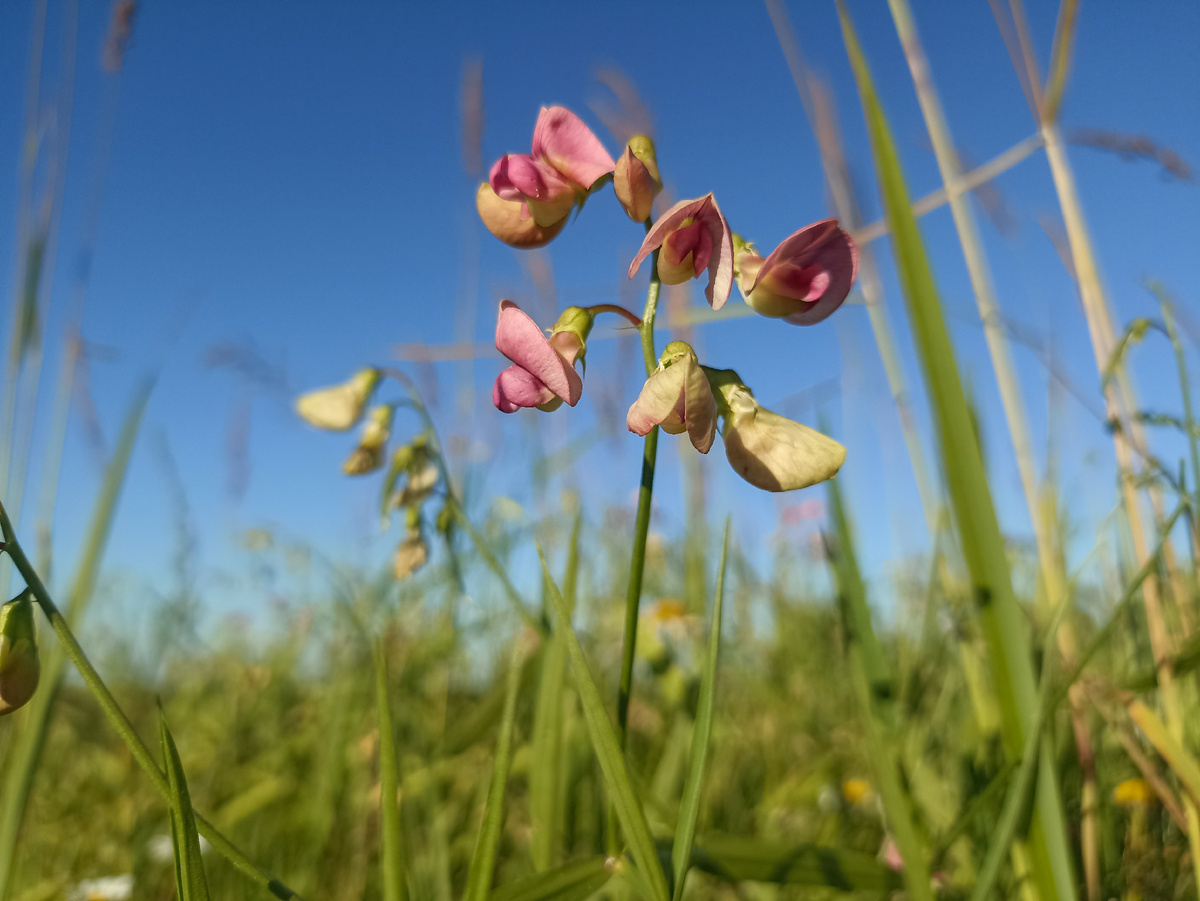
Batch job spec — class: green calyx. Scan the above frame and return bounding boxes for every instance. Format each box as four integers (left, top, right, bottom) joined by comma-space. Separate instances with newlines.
0, 591, 40, 717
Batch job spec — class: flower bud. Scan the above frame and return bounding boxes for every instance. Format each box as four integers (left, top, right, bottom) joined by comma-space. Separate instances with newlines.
614, 136, 662, 222
296, 368, 381, 431
393, 529, 428, 580
0, 592, 40, 717
705, 368, 845, 492
342, 404, 394, 475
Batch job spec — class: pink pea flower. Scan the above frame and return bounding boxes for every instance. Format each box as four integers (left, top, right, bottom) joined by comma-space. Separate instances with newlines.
492, 301, 589, 413
735, 220, 859, 326
484, 107, 615, 239
475, 184, 568, 248
627, 342, 716, 453
628, 193, 734, 310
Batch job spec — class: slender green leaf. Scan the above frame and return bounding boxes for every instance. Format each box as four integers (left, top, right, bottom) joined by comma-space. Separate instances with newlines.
836, 5, 1076, 896
826, 476, 933, 901
490, 857, 612, 901
464, 637, 529, 901
670, 518, 729, 901
0, 380, 152, 900
536, 544, 670, 901
680, 834, 902, 891
529, 511, 580, 871
374, 640, 408, 901
1101, 318, 1155, 389
159, 708, 211, 901
1128, 701, 1200, 806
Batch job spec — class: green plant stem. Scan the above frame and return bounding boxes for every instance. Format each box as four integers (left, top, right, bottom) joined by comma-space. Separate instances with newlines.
610, 238, 662, 855
0, 503, 302, 901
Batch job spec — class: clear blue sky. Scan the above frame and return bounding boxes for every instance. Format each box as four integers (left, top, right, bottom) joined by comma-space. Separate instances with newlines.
0, 1, 1197, 628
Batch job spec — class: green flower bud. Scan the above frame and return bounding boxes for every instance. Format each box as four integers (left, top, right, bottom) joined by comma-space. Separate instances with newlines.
0, 592, 40, 717
296, 367, 381, 431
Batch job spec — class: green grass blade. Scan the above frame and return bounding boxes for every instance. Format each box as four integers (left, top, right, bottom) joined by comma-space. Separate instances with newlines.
968, 584, 1075, 901
464, 637, 529, 901
490, 857, 612, 901
681, 834, 902, 891
374, 640, 408, 901
529, 511, 580, 871
1042, 0, 1080, 123
0, 379, 151, 901
1127, 700, 1200, 806
670, 517, 729, 901
536, 543, 670, 901
160, 708, 212, 901
826, 476, 933, 900
836, 5, 1076, 897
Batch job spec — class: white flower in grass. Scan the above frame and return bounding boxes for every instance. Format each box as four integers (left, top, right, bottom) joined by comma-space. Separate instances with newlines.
68, 875, 134, 901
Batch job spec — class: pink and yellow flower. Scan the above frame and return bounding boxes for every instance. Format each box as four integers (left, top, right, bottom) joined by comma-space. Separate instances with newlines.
626, 342, 716, 453
628, 193, 734, 310
492, 301, 592, 413
479, 107, 614, 247
734, 220, 858, 325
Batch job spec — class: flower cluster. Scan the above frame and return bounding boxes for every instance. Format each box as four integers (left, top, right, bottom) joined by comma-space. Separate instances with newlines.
294, 369, 452, 579
479, 104, 858, 493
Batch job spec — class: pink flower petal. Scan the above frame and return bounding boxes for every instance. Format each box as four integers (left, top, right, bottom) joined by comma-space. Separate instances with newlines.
493, 365, 554, 413
531, 106, 615, 189
627, 194, 733, 310
681, 355, 716, 453
494, 301, 582, 405
750, 220, 859, 325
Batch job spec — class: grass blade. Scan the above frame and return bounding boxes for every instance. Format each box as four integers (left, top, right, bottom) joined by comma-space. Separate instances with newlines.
826, 476, 933, 900
463, 636, 530, 901
670, 517, 729, 901
0, 379, 151, 900
529, 510, 580, 871
160, 708, 212, 901
536, 543, 670, 901
490, 857, 612, 901
681, 834, 902, 891
374, 639, 408, 901
836, 5, 1076, 896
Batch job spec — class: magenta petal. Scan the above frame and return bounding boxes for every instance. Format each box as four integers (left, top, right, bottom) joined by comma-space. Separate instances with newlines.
627, 195, 711, 281
531, 106, 615, 189
490, 155, 523, 202
751, 220, 858, 314
494, 301, 582, 404
493, 365, 554, 413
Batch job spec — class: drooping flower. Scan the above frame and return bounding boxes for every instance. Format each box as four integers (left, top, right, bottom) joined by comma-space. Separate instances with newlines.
480, 106, 615, 245
393, 529, 428, 580
614, 136, 662, 222
627, 342, 717, 453
492, 301, 594, 413
342, 404, 394, 475
628, 193, 734, 309
296, 368, 381, 431
476, 183, 569, 248
705, 368, 845, 492
734, 220, 859, 325
0, 592, 39, 717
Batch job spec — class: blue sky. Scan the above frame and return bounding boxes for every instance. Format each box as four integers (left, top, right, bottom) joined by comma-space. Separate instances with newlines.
0, 1, 1197, 628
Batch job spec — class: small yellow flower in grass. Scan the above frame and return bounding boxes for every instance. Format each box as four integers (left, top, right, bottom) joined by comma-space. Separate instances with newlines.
841, 778, 873, 806
1112, 777, 1154, 806
296, 367, 381, 431
0, 591, 39, 717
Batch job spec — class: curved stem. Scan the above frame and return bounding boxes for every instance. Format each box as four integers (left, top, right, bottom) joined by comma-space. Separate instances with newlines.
584, 304, 642, 329
0, 503, 303, 901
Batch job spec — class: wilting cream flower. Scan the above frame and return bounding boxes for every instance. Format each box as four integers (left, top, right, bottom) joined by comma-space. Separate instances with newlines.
342, 404, 394, 475
296, 368, 381, 431
393, 530, 428, 580
626, 342, 717, 453
705, 368, 845, 492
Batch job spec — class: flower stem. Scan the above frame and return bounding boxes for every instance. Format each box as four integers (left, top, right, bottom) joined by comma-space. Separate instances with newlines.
612, 237, 662, 855
584, 304, 643, 329
0, 502, 303, 901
